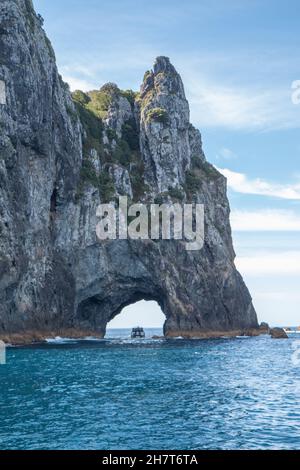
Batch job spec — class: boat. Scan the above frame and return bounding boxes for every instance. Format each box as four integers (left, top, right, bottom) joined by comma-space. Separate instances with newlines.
131, 327, 145, 339
283, 327, 300, 334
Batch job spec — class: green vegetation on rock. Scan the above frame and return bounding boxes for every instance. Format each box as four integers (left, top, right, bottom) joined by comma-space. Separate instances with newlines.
146, 107, 168, 124
112, 139, 132, 167
191, 156, 220, 179
185, 169, 201, 194
80, 159, 98, 187
72, 91, 104, 158
104, 117, 141, 169
154, 187, 185, 204
143, 70, 152, 81
76, 159, 115, 204
120, 89, 139, 108
72, 90, 90, 106
184, 157, 220, 198
98, 170, 115, 202
121, 118, 139, 151
72, 85, 145, 203
154, 194, 165, 205
100, 82, 120, 96
130, 162, 150, 200
167, 186, 185, 201
86, 89, 112, 120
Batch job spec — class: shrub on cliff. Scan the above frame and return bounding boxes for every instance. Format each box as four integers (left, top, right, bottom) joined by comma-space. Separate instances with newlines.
72, 90, 90, 106
87, 90, 112, 120
121, 118, 139, 151
80, 159, 98, 187
99, 170, 115, 202
191, 156, 220, 179
146, 107, 168, 124
120, 89, 139, 107
168, 186, 185, 201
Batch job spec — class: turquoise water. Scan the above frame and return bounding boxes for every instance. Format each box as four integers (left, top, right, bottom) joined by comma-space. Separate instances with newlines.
0, 330, 300, 450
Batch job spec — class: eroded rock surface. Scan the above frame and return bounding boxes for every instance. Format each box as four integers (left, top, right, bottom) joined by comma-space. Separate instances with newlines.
0, 1, 258, 342
270, 328, 288, 339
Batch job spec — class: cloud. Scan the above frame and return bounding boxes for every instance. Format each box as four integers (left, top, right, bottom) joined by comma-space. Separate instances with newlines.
183, 72, 300, 131
57, 50, 300, 131
217, 167, 300, 200
236, 251, 300, 276
231, 209, 300, 231
189, 83, 276, 130
63, 75, 98, 92
216, 147, 237, 160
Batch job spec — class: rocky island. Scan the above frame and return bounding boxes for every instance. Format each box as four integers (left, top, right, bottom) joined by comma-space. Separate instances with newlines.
0, 0, 260, 344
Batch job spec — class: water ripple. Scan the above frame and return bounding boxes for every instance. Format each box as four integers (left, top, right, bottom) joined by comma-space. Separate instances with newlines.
0, 332, 299, 450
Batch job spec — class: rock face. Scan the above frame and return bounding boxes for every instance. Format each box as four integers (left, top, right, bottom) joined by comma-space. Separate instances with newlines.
270, 328, 288, 339
259, 322, 270, 334
0, 0, 258, 342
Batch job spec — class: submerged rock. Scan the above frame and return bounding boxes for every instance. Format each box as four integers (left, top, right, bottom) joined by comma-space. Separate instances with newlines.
0, 1, 258, 343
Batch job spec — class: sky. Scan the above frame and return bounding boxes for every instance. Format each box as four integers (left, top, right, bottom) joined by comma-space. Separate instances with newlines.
33, 0, 300, 327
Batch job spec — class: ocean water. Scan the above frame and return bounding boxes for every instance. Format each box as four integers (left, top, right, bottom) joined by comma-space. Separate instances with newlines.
0, 329, 300, 450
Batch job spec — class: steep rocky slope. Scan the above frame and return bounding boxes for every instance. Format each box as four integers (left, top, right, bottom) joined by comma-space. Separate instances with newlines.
0, 0, 259, 343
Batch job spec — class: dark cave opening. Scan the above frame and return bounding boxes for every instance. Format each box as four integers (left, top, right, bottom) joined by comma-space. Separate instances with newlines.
50, 187, 58, 214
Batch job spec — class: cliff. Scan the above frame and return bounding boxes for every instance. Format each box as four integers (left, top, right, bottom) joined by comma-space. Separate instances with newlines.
0, 0, 258, 343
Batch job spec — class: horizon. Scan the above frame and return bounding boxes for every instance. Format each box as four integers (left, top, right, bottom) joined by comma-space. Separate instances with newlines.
33, 0, 300, 326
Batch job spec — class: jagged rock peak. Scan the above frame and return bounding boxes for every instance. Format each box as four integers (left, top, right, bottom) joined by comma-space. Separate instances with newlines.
141, 56, 186, 99
138, 57, 201, 192
0, 1, 259, 343
153, 56, 176, 74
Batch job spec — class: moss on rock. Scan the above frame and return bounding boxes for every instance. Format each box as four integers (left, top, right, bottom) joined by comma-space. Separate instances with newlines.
146, 107, 168, 124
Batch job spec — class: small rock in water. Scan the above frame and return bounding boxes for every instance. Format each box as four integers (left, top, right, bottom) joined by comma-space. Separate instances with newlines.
270, 328, 288, 339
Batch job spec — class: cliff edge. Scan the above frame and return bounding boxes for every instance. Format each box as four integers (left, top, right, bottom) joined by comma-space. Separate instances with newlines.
0, 0, 258, 343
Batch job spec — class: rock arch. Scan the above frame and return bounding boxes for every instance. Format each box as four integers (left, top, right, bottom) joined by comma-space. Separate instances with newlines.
72, 238, 257, 339
0, 1, 259, 343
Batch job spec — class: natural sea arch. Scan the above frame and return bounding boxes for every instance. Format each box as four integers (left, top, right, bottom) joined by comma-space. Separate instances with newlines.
75, 286, 169, 338
72, 239, 258, 340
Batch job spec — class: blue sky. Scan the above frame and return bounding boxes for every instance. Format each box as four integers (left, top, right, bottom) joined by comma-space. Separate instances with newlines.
33, 0, 300, 326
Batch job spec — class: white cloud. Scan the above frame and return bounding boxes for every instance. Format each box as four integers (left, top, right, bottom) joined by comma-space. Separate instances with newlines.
189, 84, 275, 129
216, 147, 237, 160
231, 209, 300, 231
63, 75, 98, 92
184, 74, 300, 131
57, 52, 300, 131
61, 64, 96, 78
236, 251, 300, 275
217, 167, 300, 200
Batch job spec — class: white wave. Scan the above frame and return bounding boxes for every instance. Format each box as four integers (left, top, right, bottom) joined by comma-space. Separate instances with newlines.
45, 337, 78, 344
107, 338, 163, 345
82, 336, 105, 341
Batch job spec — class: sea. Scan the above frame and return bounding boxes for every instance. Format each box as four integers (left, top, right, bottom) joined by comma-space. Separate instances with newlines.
0, 328, 299, 450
